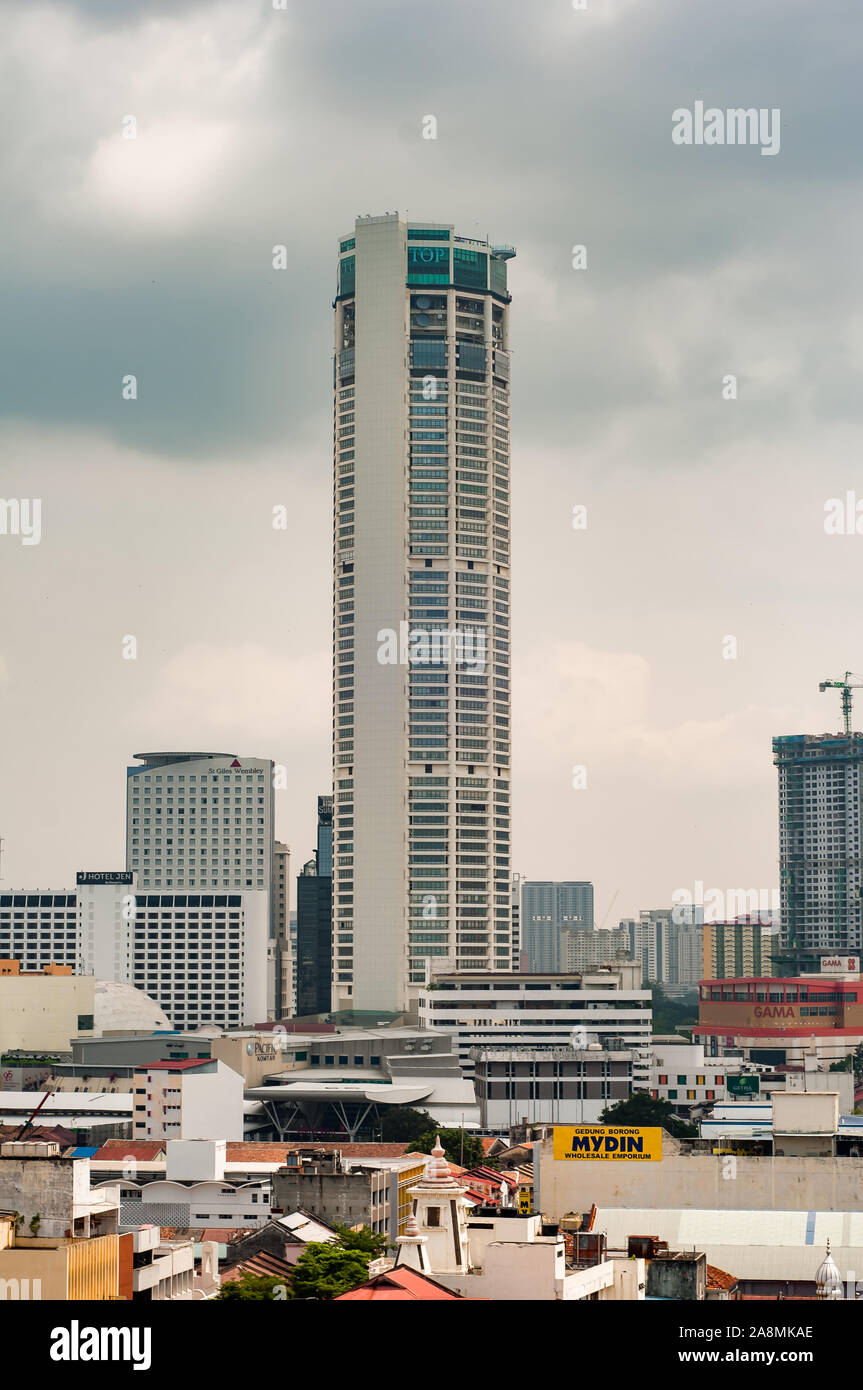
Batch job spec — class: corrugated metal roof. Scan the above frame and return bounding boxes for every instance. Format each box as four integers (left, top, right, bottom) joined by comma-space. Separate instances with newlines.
595, 1206, 863, 1281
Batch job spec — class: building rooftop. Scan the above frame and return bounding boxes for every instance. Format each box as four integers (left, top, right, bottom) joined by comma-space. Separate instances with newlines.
335, 1267, 465, 1301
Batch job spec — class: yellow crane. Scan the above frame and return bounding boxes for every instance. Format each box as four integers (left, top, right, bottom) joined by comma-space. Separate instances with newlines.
819, 671, 863, 734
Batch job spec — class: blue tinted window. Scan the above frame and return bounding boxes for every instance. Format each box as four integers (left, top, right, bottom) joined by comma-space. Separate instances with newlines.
458, 343, 486, 372
408, 229, 450, 240
408, 246, 450, 284
412, 339, 446, 369
340, 255, 355, 296
453, 248, 487, 290
490, 257, 508, 296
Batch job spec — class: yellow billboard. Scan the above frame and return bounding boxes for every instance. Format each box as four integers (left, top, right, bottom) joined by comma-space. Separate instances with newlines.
553, 1126, 662, 1161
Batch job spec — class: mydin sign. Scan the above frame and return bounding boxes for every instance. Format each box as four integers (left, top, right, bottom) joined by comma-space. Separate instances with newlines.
553, 1127, 662, 1161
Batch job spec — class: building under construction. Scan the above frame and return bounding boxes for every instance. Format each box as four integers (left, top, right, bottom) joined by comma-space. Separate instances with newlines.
773, 732, 863, 968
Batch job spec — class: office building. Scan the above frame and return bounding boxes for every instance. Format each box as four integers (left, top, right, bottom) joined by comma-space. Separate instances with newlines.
331, 214, 515, 1013
417, 964, 652, 1084
773, 733, 863, 963
125, 750, 274, 894
474, 1042, 635, 1129
521, 881, 594, 973
511, 871, 523, 970
296, 795, 334, 1016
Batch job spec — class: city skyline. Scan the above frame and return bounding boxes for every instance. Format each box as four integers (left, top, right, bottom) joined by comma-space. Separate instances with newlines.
2, 0, 862, 926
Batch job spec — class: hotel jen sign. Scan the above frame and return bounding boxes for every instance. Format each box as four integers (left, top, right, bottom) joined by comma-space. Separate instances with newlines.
821, 956, 860, 975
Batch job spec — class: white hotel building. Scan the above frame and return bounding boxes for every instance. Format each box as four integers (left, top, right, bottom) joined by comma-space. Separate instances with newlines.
332, 214, 515, 1013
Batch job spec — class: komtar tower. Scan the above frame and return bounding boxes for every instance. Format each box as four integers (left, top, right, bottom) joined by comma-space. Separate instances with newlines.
331, 214, 515, 1012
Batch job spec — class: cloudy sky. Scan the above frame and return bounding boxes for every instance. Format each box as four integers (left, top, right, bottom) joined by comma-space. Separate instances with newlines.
1, 0, 861, 922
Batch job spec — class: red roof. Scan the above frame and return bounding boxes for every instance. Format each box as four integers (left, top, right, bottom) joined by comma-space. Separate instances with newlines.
92, 1140, 166, 1161
706, 1264, 739, 1291
134, 1060, 211, 1072
335, 1267, 464, 1301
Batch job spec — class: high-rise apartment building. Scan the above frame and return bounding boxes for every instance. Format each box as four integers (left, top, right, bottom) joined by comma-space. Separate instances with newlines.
296, 795, 334, 1017
621, 908, 702, 987
773, 733, 863, 962
521, 882, 594, 973
126, 752, 274, 894
702, 917, 777, 981
332, 214, 515, 1012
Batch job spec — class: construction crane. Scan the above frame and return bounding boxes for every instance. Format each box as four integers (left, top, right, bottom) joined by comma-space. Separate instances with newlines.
819, 672, 863, 734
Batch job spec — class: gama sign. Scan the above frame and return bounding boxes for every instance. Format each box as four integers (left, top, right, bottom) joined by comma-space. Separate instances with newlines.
553, 1126, 662, 1162
821, 956, 859, 975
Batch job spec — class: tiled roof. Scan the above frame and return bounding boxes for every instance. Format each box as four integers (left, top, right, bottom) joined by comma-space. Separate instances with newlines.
225, 1141, 418, 1162
221, 1250, 301, 1282
335, 1267, 464, 1301
160, 1227, 247, 1243
92, 1140, 166, 1161
706, 1264, 739, 1291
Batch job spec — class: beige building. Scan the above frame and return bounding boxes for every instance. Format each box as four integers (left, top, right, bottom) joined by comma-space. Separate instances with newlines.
0, 970, 170, 1055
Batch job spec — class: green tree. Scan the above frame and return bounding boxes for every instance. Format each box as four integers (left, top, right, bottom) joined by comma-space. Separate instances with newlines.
413, 1127, 487, 1168
650, 985, 698, 1036
217, 1272, 288, 1301
377, 1105, 437, 1144
332, 1223, 387, 1256
288, 1242, 372, 1300
599, 1092, 697, 1139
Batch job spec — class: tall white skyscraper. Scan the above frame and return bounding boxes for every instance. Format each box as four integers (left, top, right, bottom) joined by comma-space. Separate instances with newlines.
332, 214, 514, 1012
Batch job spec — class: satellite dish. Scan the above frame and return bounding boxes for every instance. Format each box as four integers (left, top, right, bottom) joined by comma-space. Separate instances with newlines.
416, 314, 430, 326
415, 295, 431, 309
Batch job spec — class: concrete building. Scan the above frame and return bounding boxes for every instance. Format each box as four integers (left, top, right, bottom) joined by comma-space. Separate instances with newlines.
272, 1149, 391, 1236
296, 795, 333, 1017
650, 1037, 743, 1115
511, 872, 523, 970
474, 1043, 635, 1130
129, 1223, 196, 1301
417, 964, 652, 1085
774, 732, 863, 963
521, 881, 594, 973
132, 1060, 244, 1142
331, 214, 515, 1015
0, 969, 170, 1054
0, 1140, 120, 1241
394, 1137, 645, 1301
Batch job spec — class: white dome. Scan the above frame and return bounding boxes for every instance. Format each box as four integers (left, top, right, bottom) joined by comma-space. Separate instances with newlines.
93, 980, 172, 1034
815, 1241, 843, 1299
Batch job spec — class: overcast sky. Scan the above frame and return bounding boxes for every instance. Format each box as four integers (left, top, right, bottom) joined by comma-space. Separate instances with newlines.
1, 0, 861, 922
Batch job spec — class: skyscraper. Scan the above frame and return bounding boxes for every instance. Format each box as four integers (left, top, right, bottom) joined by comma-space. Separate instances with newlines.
521, 881, 594, 972
296, 795, 334, 1017
331, 214, 514, 1012
773, 733, 863, 964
